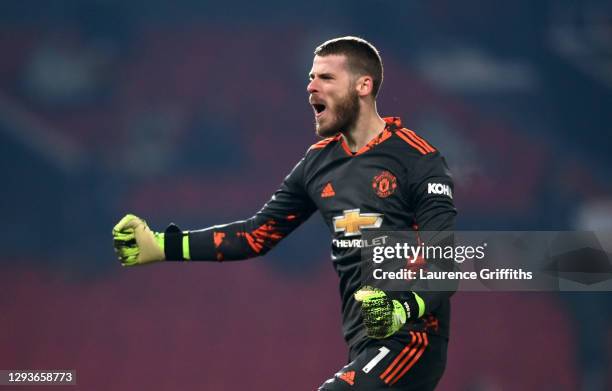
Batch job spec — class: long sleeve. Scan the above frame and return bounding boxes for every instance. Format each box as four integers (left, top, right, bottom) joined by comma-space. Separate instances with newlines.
397, 151, 457, 318
185, 157, 316, 261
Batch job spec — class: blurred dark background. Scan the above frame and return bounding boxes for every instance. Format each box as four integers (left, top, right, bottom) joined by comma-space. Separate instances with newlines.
1, 0, 611, 390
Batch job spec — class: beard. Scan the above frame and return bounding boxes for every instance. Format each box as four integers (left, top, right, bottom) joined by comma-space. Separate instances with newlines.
316, 90, 360, 138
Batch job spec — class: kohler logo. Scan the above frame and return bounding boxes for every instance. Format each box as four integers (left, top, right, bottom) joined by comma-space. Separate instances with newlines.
427, 183, 453, 199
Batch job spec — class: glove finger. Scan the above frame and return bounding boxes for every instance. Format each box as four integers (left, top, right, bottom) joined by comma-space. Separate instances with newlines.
113, 227, 138, 249
114, 238, 136, 249
113, 230, 137, 249
113, 229, 135, 241
116, 245, 139, 260
119, 253, 139, 267
116, 246, 139, 265
113, 214, 142, 232
354, 286, 384, 302
354, 286, 374, 301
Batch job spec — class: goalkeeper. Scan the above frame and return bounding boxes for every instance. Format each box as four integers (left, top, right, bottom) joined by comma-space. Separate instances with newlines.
113, 36, 456, 390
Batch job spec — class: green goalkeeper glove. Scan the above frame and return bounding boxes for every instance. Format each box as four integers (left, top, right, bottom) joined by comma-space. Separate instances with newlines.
354, 286, 407, 339
112, 214, 165, 266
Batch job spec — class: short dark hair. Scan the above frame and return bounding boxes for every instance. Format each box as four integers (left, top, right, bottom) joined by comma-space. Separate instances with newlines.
314, 36, 383, 97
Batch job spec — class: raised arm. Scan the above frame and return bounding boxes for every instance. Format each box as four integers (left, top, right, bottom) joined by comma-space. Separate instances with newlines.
113, 157, 316, 266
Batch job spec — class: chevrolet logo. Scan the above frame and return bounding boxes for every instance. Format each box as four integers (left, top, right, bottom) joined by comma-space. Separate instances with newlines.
333, 209, 383, 237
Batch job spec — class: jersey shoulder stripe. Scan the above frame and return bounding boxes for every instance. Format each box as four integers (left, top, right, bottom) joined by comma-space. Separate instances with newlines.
308, 134, 341, 151
402, 129, 436, 152
395, 128, 436, 155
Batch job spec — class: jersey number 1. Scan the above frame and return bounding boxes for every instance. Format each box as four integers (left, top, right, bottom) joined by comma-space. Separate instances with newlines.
362, 347, 390, 373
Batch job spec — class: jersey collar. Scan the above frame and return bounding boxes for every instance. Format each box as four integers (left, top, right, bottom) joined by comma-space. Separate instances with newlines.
339, 116, 401, 156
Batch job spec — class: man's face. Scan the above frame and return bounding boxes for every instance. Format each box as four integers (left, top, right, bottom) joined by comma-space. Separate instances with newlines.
308, 55, 360, 137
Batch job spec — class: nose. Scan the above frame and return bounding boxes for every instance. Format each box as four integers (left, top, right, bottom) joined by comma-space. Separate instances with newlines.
307, 78, 318, 94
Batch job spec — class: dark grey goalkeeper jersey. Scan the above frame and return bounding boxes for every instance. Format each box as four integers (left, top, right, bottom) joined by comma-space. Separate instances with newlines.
181, 117, 457, 348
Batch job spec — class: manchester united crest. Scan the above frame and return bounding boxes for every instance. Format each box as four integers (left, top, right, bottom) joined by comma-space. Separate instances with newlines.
372, 171, 397, 198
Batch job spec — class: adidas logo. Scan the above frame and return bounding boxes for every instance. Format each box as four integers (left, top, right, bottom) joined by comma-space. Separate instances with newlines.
338, 370, 355, 386
321, 182, 336, 198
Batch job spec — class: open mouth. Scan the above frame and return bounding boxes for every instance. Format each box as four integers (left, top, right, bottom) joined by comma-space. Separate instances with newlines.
312, 103, 326, 117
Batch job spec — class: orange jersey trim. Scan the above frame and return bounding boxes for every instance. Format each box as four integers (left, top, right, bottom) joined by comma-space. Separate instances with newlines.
340, 128, 394, 157
213, 232, 225, 248
380, 332, 417, 380
395, 129, 435, 155
395, 131, 427, 154
237, 220, 284, 254
389, 333, 429, 385
381, 332, 428, 385
309, 134, 341, 150
400, 128, 436, 153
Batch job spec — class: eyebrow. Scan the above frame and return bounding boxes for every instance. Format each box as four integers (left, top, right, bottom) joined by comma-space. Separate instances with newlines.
309, 72, 335, 80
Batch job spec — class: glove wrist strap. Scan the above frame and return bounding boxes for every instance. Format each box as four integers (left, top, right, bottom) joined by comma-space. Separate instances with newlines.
164, 223, 190, 261
400, 292, 425, 320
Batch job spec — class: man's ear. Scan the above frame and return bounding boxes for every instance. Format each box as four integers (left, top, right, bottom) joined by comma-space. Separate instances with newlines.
355, 75, 374, 97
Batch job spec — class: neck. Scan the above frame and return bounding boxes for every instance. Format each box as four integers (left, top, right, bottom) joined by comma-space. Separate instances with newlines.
341, 104, 385, 152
